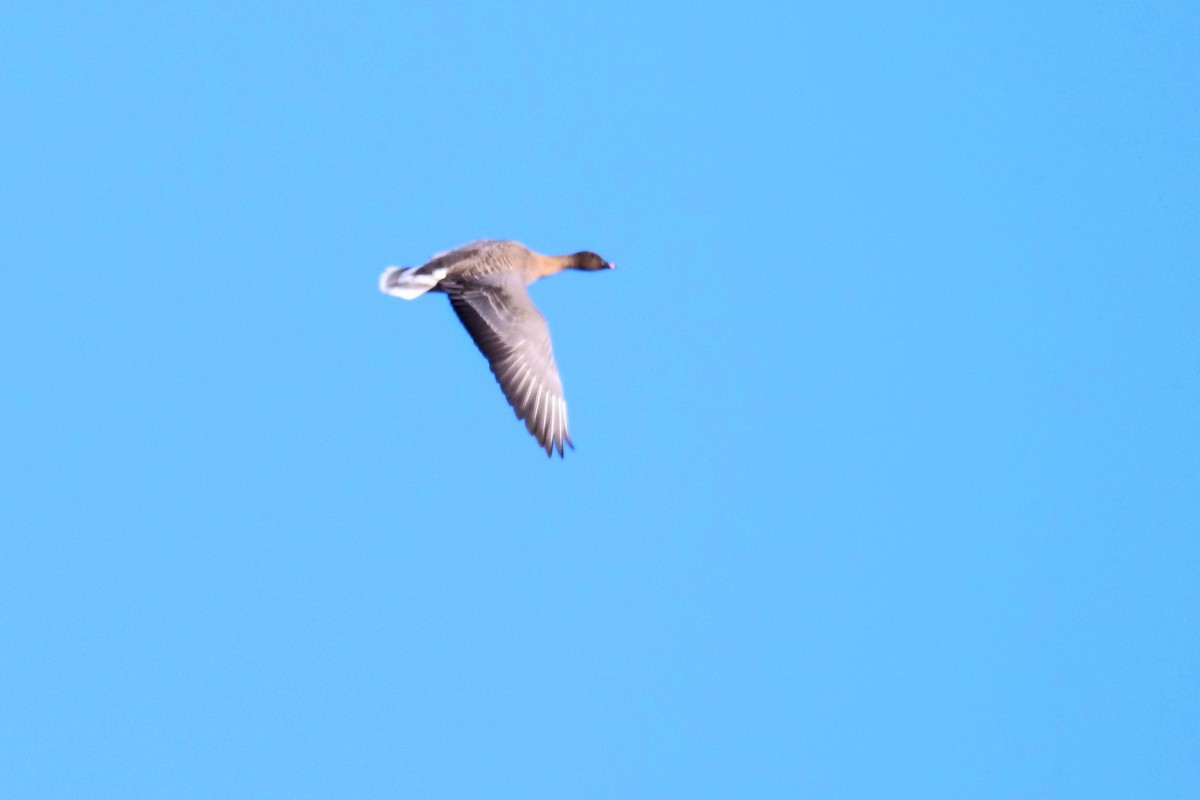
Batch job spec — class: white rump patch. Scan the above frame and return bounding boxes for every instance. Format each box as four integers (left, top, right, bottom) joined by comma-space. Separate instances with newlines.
379, 266, 447, 300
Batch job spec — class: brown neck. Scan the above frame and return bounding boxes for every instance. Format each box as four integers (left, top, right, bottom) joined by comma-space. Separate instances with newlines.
525, 252, 576, 282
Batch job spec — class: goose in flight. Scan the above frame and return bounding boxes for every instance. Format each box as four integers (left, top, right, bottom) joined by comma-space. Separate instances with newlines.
379, 240, 615, 457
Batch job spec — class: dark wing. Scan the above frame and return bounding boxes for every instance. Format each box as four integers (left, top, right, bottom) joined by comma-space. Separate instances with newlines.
444, 273, 573, 457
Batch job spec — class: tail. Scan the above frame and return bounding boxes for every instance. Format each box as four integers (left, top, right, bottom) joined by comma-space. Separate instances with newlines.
379, 265, 449, 300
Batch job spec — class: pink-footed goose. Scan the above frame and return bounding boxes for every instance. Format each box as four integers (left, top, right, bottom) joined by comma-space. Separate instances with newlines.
379, 240, 615, 457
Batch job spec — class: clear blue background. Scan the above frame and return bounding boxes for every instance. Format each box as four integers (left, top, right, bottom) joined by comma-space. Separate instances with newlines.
3, 2, 1197, 797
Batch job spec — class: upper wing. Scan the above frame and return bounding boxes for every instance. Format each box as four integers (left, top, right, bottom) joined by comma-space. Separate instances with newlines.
428, 239, 498, 262
444, 273, 573, 457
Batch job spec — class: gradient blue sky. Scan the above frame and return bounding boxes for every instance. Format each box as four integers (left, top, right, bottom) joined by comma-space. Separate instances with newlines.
3, 2, 1198, 797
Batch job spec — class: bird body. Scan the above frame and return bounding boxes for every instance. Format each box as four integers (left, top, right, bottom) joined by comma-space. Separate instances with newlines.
379, 240, 614, 456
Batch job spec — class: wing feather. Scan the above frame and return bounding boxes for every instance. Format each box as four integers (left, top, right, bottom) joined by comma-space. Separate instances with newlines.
444, 274, 574, 456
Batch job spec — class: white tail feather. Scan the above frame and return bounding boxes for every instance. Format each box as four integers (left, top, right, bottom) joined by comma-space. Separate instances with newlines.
379, 266, 446, 300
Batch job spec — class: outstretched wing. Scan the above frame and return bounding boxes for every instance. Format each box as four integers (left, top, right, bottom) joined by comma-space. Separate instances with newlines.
444, 273, 573, 457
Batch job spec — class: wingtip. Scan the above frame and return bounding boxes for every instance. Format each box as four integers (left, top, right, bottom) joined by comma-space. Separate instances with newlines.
543, 434, 571, 458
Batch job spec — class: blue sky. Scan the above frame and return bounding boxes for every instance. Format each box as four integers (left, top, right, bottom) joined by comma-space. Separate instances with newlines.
2, 2, 1197, 797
